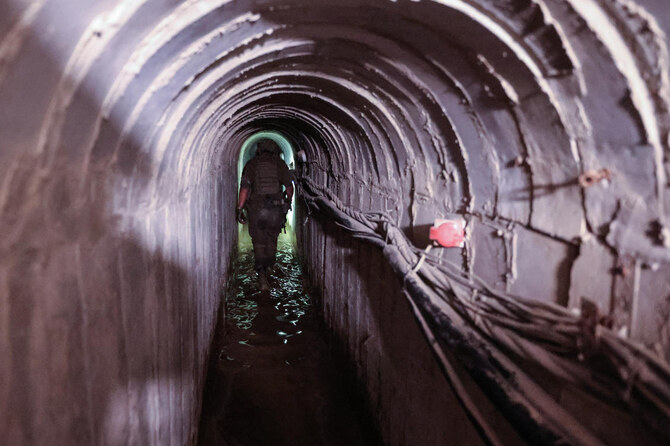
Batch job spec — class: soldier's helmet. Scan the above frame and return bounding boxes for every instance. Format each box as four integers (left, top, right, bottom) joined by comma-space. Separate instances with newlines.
256, 139, 281, 156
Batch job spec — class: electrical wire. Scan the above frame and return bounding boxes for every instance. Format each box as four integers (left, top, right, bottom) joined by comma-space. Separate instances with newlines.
298, 176, 670, 445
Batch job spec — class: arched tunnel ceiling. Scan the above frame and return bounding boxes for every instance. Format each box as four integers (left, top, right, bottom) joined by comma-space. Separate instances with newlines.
2, 0, 669, 259
2, 1, 670, 443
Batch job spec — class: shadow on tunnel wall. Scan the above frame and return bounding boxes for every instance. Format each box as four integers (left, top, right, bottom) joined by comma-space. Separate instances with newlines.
0, 4, 227, 443
304, 212, 491, 445
305, 183, 667, 446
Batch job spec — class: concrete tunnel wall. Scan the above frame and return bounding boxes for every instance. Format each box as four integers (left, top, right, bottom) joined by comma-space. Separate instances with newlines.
2, 0, 670, 445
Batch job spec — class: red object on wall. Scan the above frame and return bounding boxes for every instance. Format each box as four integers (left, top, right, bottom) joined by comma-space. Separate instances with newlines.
429, 219, 465, 247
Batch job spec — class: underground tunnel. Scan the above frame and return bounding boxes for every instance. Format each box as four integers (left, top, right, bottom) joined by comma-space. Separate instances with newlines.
2, 0, 670, 445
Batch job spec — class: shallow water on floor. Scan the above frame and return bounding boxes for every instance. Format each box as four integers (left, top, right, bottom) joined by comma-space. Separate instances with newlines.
198, 242, 379, 446
227, 241, 310, 334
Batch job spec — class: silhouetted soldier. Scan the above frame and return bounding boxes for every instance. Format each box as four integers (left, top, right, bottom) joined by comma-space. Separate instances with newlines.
237, 139, 294, 290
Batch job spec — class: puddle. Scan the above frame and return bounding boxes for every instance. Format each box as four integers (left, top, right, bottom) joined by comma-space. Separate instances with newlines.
198, 241, 380, 446
227, 240, 310, 339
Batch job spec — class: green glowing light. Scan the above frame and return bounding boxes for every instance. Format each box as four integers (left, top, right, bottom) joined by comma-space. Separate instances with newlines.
237, 131, 297, 252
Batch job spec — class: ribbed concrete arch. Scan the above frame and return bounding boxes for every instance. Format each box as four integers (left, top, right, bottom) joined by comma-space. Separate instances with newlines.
2, 0, 670, 445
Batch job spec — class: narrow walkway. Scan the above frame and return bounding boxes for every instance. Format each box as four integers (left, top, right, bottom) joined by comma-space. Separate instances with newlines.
199, 239, 379, 446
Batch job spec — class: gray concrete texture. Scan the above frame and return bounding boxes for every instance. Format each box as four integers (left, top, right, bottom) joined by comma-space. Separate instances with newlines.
1, 0, 670, 444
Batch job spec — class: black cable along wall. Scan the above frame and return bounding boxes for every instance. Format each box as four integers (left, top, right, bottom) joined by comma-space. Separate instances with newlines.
1, 0, 669, 445
299, 176, 670, 445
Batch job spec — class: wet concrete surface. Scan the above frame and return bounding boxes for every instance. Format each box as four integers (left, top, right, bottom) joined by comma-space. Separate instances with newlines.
198, 240, 380, 446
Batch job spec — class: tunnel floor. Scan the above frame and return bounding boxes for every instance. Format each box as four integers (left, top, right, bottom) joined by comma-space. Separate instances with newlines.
198, 237, 380, 446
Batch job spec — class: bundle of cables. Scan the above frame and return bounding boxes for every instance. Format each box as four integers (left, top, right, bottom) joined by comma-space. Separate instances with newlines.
298, 176, 670, 446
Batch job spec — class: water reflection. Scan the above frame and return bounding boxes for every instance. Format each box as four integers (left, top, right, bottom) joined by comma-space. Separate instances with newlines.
226, 238, 311, 343
198, 236, 379, 446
